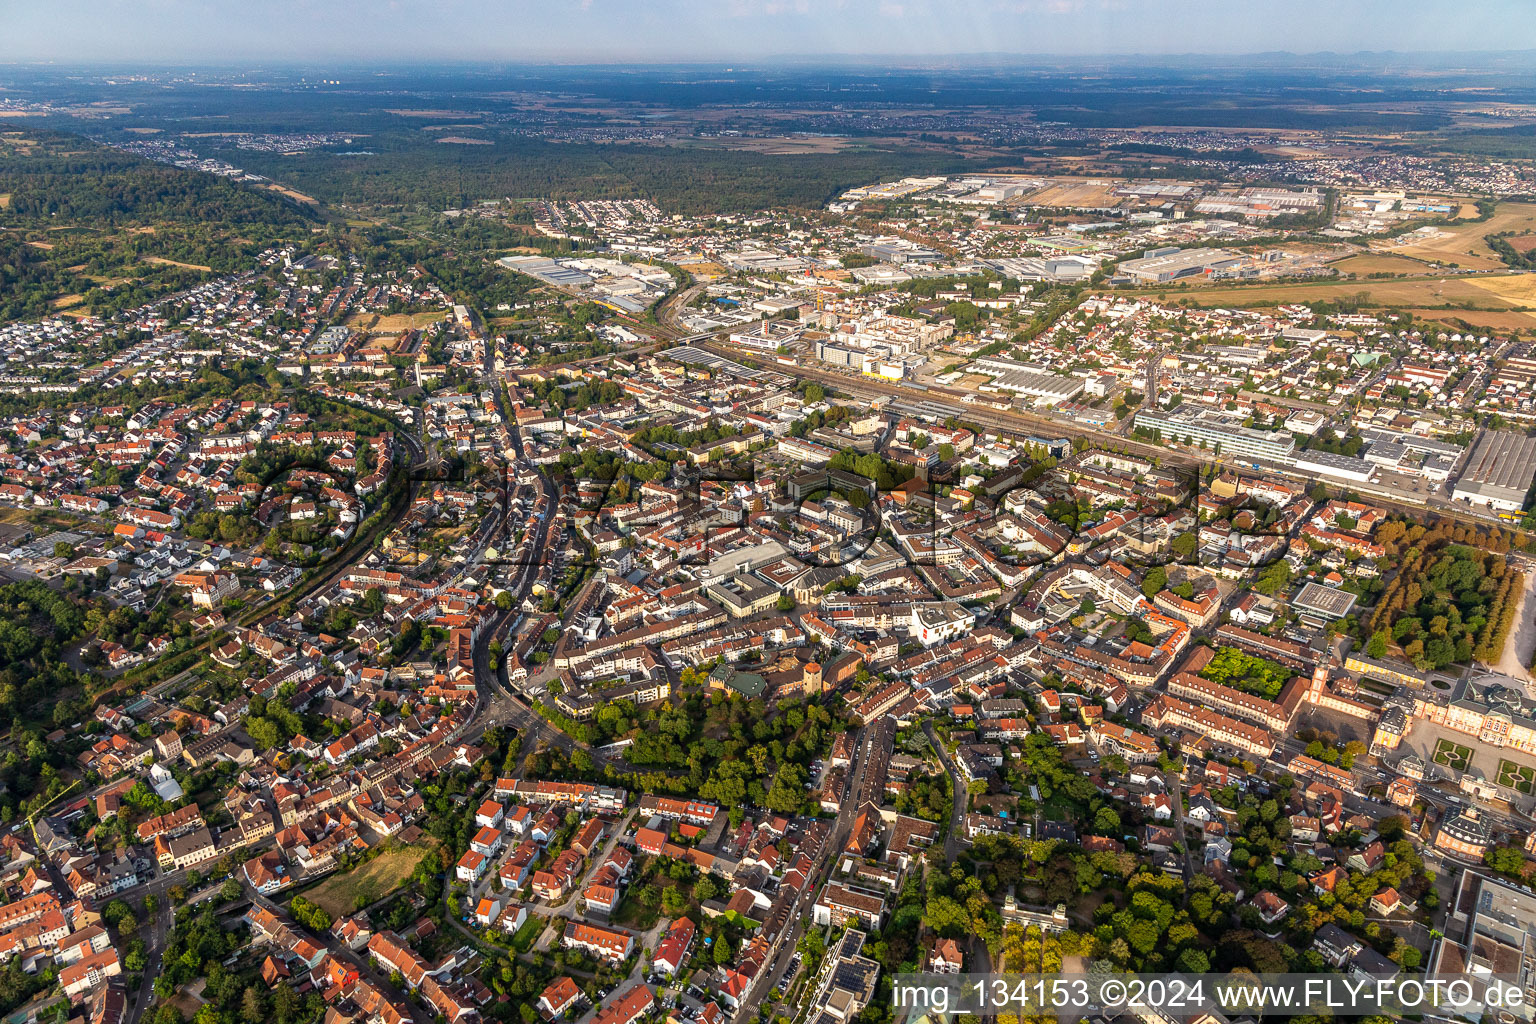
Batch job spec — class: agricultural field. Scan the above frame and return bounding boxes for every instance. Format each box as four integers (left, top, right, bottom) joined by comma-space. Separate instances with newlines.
1433, 738, 1473, 771
1332, 252, 1436, 276
303, 844, 433, 918
1129, 273, 1536, 312
1497, 758, 1536, 794
1462, 274, 1536, 305
1404, 307, 1536, 330
1391, 202, 1536, 270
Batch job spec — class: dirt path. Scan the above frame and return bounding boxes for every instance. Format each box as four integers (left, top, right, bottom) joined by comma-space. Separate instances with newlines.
143, 256, 213, 272
1493, 569, 1536, 681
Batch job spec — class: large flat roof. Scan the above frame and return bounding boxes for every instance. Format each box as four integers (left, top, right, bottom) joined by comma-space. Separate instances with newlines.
1453, 429, 1536, 504
1292, 582, 1358, 620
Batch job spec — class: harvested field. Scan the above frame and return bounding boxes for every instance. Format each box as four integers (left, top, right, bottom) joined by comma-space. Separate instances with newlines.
143, 256, 213, 272
1392, 202, 1536, 270
1406, 308, 1536, 330
1129, 273, 1536, 310
1332, 253, 1435, 276
1465, 274, 1536, 305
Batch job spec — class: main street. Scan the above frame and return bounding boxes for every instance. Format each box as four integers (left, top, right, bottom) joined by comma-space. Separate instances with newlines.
459, 372, 620, 768
732, 724, 872, 1024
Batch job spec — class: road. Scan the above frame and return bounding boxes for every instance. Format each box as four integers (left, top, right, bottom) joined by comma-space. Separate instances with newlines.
922, 720, 968, 864
454, 377, 621, 769
731, 724, 871, 1024
121, 855, 272, 1024
124, 900, 168, 1024
1167, 769, 1195, 880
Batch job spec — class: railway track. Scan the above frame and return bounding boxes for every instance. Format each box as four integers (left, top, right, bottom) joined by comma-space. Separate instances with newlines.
693, 340, 1534, 542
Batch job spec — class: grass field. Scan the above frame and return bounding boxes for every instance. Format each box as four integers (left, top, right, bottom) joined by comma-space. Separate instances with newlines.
165, 991, 206, 1018
1434, 738, 1473, 771
1391, 202, 1536, 270
342, 311, 445, 351
1497, 758, 1536, 794
304, 845, 432, 918
509, 914, 546, 953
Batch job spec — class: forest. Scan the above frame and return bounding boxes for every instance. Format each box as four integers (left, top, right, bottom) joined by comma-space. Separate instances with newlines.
0, 131, 316, 228
0, 127, 318, 323
1366, 523, 1523, 669
208, 134, 973, 216
532, 689, 845, 823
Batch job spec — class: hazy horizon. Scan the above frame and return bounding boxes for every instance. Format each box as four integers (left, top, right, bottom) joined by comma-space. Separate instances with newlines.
7, 0, 1536, 65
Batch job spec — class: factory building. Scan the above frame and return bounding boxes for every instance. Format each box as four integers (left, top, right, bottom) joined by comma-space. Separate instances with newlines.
1118, 246, 1242, 283
1451, 430, 1536, 513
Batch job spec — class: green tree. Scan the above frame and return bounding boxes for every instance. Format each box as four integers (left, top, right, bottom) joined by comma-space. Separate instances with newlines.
240, 987, 265, 1024
924, 895, 971, 937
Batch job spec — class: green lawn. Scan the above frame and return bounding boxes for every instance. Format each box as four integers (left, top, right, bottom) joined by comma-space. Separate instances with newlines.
1433, 739, 1473, 771
1497, 758, 1536, 794
509, 914, 546, 953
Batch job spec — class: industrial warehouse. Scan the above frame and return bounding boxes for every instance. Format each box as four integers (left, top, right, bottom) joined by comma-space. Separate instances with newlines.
1450, 430, 1536, 513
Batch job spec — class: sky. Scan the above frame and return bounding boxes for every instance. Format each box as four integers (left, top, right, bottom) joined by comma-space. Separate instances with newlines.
6, 0, 1536, 64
